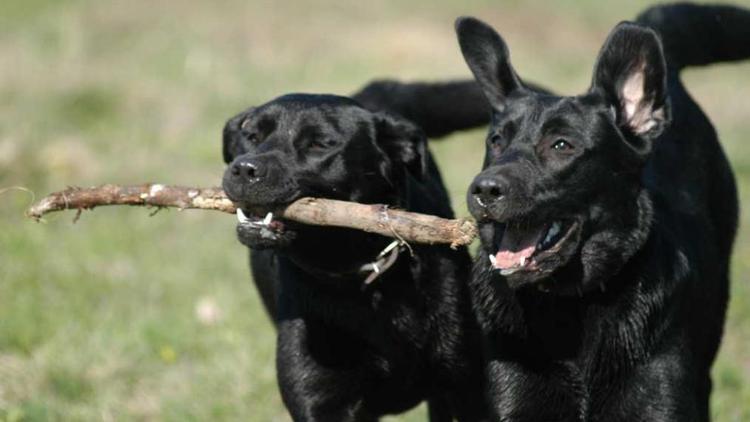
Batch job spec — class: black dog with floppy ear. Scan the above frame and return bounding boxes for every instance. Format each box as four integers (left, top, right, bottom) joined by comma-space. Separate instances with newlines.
455, 3, 747, 420
221, 94, 486, 421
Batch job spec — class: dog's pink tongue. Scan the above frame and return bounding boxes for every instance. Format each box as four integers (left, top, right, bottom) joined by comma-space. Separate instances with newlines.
494, 226, 542, 269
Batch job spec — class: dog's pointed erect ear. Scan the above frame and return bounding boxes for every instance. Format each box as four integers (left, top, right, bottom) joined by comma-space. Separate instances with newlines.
591, 22, 669, 144
456, 16, 522, 111
374, 112, 428, 180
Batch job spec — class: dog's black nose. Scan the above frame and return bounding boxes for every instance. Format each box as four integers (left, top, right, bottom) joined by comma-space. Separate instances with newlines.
231, 160, 264, 181
470, 175, 506, 206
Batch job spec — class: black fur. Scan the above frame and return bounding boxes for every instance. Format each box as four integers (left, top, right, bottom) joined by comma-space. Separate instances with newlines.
453, 4, 748, 421
351, 80, 550, 138
353, 79, 490, 138
221, 94, 486, 421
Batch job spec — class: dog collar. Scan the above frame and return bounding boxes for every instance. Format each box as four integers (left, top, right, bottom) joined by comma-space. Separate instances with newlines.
294, 239, 408, 285
359, 239, 408, 285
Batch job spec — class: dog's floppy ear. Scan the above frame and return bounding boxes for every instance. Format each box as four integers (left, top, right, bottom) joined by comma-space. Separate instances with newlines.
222, 108, 255, 164
374, 112, 428, 180
590, 22, 669, 148
456, 16, 523, 111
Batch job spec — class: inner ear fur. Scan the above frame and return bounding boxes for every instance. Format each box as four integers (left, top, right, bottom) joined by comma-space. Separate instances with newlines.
591, 22, 670, 143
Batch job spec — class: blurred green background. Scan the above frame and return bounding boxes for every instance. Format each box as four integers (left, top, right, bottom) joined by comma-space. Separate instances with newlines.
1, 0, 749, 420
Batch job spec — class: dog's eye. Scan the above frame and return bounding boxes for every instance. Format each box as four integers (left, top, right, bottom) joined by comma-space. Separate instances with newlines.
310, 138, 335, 150
551, 139, 573, 151
488, 134, 504, 153
240, 119, 263, 142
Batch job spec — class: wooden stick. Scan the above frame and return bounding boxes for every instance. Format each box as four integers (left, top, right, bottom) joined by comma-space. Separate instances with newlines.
26, 184, 478, 247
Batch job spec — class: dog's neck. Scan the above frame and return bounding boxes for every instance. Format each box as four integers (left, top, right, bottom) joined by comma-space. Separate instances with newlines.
283, 225, 405, 284
479, 238, 675, 376
563, 189, 655, 296
283, 179, 431, 285
477, 189, 659, 355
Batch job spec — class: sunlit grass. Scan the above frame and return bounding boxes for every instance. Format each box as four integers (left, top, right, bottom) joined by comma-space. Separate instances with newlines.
1, 1, 749, 420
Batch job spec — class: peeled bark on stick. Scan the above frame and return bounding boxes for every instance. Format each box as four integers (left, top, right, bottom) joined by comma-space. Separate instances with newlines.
26, 184, 478, 247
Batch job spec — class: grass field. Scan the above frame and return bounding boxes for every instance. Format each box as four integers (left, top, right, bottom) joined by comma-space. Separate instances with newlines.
1, 1, 749, 420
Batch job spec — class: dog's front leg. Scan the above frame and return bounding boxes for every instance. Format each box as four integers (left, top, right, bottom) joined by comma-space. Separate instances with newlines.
484, 359, 581, 421
595, 352, 702, 422
276, 318, 377, 422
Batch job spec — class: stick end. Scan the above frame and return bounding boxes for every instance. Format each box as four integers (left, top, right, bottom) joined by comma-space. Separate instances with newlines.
25, 209, 45, 222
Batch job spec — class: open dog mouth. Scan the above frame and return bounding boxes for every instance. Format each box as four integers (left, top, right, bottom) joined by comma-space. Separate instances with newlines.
236, 208, 287, 239
487, 219, 579, 276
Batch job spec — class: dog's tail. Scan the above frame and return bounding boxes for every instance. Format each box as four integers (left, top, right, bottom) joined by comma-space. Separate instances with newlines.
352, 79, 490, 138
636, 3, 750, 71
355, 4, 750, 137
352, 79, 551, 138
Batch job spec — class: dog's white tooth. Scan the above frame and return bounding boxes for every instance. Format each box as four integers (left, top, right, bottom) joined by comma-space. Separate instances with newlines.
260, 227, 275, 239
236, 208, 249, 224
500, 267, 519, 276
520, 256, 527, 266
489, 254, 497, 267
542, 221, 561, 246
550, 221, 561, 237
263, 212, 273, 225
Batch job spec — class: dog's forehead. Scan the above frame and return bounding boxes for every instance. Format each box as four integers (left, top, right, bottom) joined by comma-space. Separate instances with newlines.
250, 94, 372, 131
498, 94, 603, 134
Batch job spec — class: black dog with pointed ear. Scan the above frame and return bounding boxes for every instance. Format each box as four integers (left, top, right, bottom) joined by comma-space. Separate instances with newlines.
458, 3, 748, 420
459, 17, 663, 293
221, 93, 486, 421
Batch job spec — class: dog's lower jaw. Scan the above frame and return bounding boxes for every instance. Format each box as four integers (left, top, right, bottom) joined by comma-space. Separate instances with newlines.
488, 189, 654, 296
236, 221, 296, 250
580, 189, 654, 294
558, 189, 654, 296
